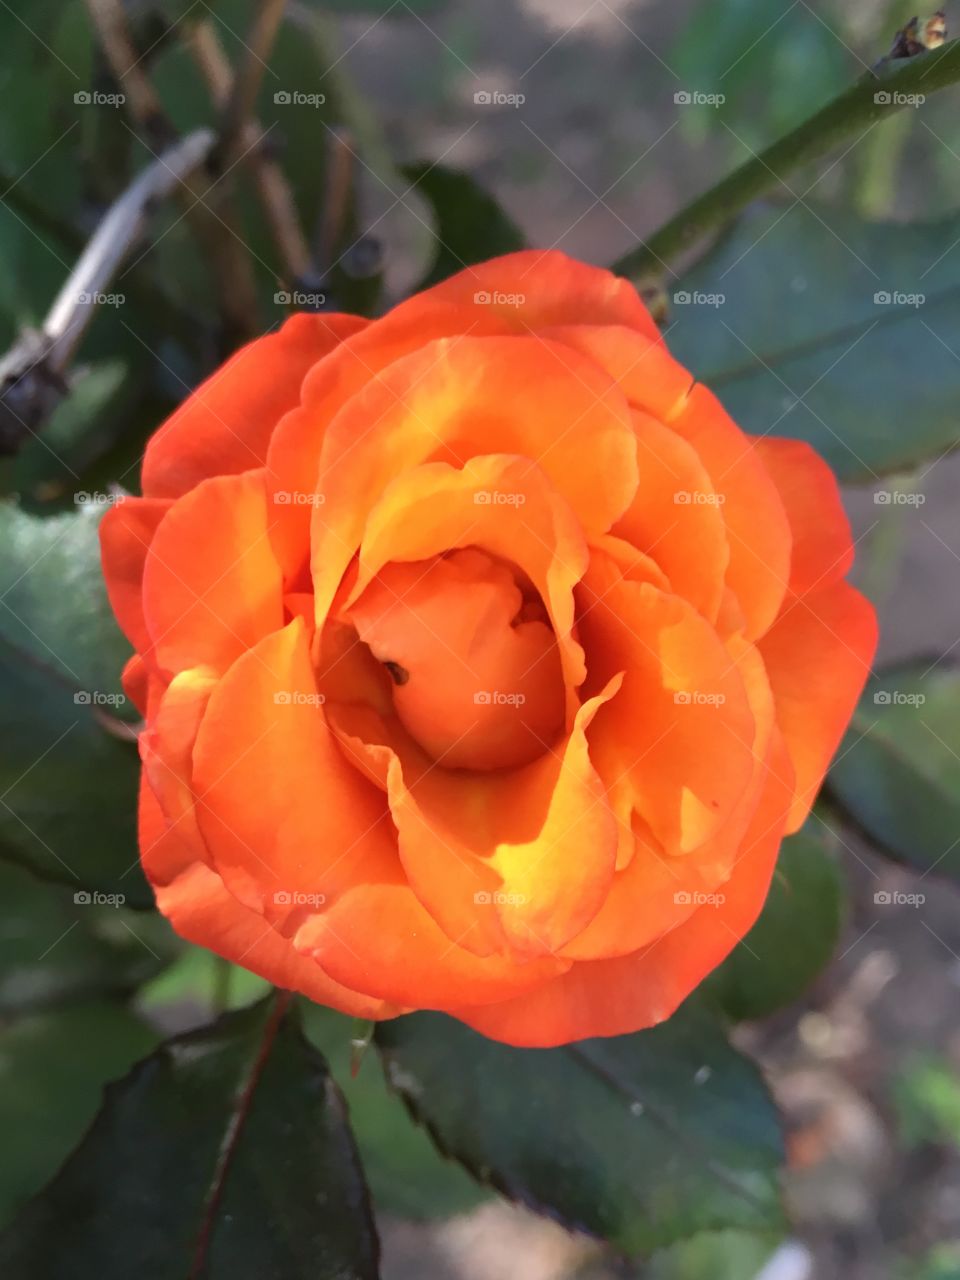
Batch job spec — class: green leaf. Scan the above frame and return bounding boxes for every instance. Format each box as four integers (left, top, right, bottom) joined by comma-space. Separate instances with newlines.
0, 859, 173, 1015
0, 999, 380, 1279
302, 1003, 489, 1219
0, 1002, 158, 1231
828, 663, 960, 878
706, 828, 843, 1021
376, 1002, 785, 1253
0, 502, 130, 704
12, 362, 135, 505
401, 163, 525, 288
0, 636, 149, 907
646, 1228, 781, 1280
667, 203, 960, 482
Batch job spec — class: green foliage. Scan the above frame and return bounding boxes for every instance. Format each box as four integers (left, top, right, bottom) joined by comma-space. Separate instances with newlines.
668, 203, 960, 481
707, 827, 843, 1021
401, 163, 525, 288
828, 664, 960, 879
376, 1001, 785, 1253
0, 859, 173, 1014
0, 1000, 380, 1279
302, 1003, 489, 1219
0, 1002, 159, 1231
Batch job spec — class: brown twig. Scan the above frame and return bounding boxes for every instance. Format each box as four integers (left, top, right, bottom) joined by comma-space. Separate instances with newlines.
84, 0, 261, 344
316, 127, 356, 271
215, 0, 289, 171
189, 16, 314, 283
84, 0, 171, 143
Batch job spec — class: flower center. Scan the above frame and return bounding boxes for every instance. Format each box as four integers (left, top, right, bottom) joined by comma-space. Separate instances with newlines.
346, 548, 564, 771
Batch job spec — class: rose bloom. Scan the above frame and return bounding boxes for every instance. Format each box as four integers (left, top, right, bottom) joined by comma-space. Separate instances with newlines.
101, 252, 876, 1047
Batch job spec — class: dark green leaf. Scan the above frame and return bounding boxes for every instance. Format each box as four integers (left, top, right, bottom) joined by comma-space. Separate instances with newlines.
0, 502, 131, 705
668, 203, 960, 481
376, 1002, 784, 1253
706, 828, 843, 1021
0, 636, 149, 907
0, 999, 380, 1279
0, 1002, 158, 1231
828, 663, 960, 878
0, 859, 174, 1015
302, 1003, 489, 1219
401, 163, 525, 288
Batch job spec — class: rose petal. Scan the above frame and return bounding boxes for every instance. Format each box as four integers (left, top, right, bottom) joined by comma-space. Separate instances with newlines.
142, 471, 284, 676
759, 580, 877, 831
100, 497, 172, 653
309, 335, 638, 628
577, 549, 757, 856
142, 313, 366, 500
753, 436, 855, 596
450, 733, 794, 1046
191, 620, 399, 919
670, 384, 792, 639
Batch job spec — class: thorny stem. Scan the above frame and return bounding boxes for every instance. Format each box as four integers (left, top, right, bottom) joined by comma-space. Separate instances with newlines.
612, 39, 960, 281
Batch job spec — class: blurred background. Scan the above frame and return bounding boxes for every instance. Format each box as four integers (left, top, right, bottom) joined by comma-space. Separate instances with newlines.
1, 1, 959, 1278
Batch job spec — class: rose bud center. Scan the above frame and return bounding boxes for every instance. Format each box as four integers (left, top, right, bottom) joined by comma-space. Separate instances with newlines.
346, 547, 564, 771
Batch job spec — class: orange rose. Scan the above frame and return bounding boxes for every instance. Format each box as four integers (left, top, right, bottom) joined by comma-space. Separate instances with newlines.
101, 251, 876, 1047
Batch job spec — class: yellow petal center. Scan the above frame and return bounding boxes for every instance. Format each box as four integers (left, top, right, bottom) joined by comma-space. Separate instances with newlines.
346, 548, 564, 770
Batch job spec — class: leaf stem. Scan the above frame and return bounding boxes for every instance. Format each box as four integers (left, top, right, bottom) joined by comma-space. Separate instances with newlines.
612, 40, 960, 281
